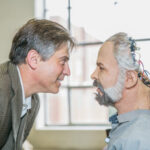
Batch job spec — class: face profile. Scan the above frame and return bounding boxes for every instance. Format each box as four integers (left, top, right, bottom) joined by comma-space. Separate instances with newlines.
31, 43, 71, 94
91, 41, 125, 106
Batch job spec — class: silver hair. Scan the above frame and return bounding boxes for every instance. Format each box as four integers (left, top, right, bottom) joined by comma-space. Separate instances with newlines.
9, 19, 75, 65
106, 32, 140, 71
34, 35, 55, 60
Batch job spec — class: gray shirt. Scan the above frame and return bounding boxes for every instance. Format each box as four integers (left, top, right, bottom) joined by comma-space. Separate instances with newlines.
108, 109, 150, 150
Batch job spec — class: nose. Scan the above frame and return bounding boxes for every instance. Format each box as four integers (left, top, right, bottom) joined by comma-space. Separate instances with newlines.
91, 68, 98, 80
63, 62, 70, 76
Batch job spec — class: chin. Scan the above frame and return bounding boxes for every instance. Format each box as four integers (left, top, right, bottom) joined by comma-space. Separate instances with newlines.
50, 88, 59, 94
53, 90, 59, 94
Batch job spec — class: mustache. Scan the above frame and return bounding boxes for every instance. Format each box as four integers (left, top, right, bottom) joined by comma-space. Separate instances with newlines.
93, 80, 105, 93
93, 80, 98, 87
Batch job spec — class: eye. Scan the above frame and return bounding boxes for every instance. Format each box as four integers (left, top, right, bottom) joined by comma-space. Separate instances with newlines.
60, 60, 66, 65
60, 57, 69, 66
99, 66, 104, 70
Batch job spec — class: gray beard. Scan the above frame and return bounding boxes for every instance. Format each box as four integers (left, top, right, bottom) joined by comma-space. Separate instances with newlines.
93, 68, 126, 106
93, 80, 114, 106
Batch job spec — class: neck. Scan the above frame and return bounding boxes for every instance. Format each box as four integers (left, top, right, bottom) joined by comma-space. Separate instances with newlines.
18, 64, 39, 98
115, 80, 150, 115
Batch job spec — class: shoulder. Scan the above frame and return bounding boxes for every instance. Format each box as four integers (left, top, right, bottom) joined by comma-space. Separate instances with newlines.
122, 114, 150, 140
0, 62, 12, 139
0, 61, 9, 79
0, 62, 14, 114
0, 61, 11, 93
109, 114, 150, 150
0, 61, 12, 95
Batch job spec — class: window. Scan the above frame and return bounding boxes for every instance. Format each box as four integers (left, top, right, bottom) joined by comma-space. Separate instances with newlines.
36, 0, 150, 128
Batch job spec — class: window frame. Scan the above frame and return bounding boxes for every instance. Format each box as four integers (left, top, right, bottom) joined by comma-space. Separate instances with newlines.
36, 0, 150, 129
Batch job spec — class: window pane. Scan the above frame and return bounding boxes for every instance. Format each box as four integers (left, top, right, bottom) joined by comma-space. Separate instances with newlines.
42, 0, 150, 127
69, 45, 100, 85
71, 0, 150, 42
45, 0, 68, 28
71, 88, 109, 124
45, 88, 69, 125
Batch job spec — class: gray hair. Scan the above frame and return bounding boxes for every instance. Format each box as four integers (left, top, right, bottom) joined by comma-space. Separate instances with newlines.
106, 32, 140, 72
9, 19, 75, 65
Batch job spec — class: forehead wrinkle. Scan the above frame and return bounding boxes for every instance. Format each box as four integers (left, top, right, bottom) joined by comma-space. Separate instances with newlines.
98, 42, 119, 70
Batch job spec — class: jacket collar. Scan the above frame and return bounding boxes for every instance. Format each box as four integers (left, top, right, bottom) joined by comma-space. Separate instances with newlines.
8, 62, 23, 141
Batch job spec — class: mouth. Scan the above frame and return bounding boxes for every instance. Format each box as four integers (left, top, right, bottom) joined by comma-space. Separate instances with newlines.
57, 75, 64, 81
96, 87, 103, 96
56, 78, 64, 87
96, 88, 100, 92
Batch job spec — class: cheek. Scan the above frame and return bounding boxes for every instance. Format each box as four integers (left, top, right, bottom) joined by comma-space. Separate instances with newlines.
52, 64, 64, 77
98, 74, 108, 88
98, 71, 116, 88
98, 71, 106, 82
41, 66, 57, 81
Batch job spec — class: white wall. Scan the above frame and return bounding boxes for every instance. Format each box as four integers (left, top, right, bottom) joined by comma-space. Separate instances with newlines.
0, 0, 34, 62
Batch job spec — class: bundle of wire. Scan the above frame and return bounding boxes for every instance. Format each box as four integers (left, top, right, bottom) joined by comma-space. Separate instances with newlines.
129, 38, 150, 87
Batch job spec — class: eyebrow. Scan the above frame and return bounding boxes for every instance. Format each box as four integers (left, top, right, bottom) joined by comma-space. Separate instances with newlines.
60, 56, 69, 61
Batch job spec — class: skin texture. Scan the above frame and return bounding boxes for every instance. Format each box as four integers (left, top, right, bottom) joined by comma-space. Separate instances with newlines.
91, 41, 150, 114
91, 41, 119, 93
18, 43, 70, 97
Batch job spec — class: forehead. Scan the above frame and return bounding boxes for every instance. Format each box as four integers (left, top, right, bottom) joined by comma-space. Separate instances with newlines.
54, 43, 69, 57
97, 41, 118, 67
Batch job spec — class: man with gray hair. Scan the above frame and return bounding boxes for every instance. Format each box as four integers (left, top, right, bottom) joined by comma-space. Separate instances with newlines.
0, 19, 75, 150
91, 32, 150, 150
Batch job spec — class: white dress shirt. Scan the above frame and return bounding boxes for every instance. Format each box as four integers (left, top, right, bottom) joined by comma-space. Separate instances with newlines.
16, 66, 31, 118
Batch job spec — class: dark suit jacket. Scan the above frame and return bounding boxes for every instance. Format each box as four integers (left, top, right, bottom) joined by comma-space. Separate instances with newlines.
0, 61, 40, 150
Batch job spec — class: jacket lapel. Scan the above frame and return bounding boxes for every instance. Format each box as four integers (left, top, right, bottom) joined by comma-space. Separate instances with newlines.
8, 62, 23, 142
24, 94, 40, 139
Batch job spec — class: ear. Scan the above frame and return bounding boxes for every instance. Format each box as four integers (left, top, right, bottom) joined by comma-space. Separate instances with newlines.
125, 70, 138, 89
25, 50, 41, 70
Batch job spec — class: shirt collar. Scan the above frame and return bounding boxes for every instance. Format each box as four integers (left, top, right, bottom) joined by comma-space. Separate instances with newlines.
16, 66, 31, 108
16, 66, 25, 101
109, 113, 118, 124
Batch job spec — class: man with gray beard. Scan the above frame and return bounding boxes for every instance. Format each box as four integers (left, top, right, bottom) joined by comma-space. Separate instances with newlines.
91, 32, 150, 150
